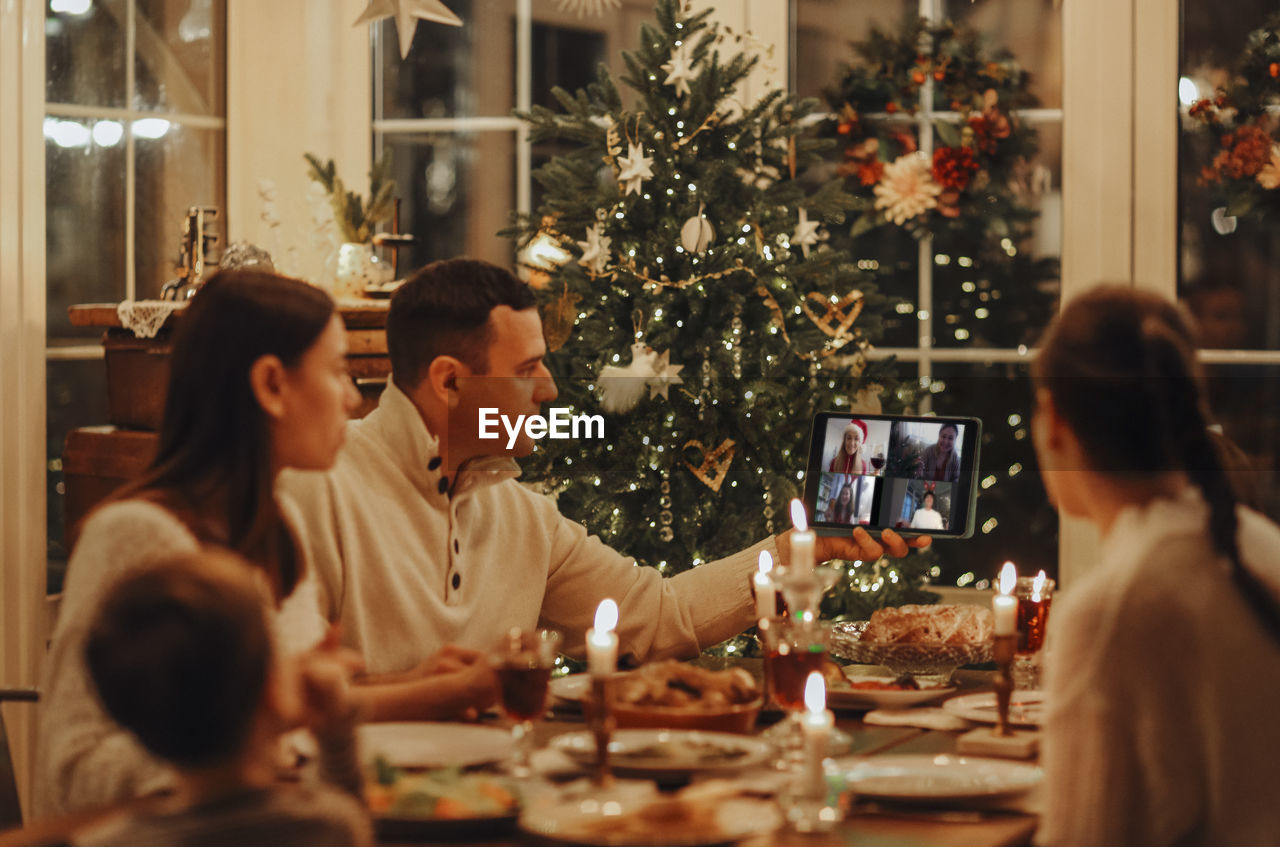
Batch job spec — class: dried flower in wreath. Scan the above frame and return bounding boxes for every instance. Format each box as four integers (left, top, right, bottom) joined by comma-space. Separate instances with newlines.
304, 151, 396, 244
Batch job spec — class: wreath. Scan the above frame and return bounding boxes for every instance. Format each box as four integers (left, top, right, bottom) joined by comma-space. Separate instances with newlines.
1188, 13, 1280, 221
822, 18, 1043, 242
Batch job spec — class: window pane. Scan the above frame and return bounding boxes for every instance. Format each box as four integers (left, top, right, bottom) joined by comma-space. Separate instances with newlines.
1200, 364, 1280, 519
792, 0, 914, 101
375, 0, 517, 120
944, 0, 1062, 109
135, 0, 227, 115
1178, 2, 1280, 350
46, 122, 127, 339
929, 363, 1057, 584
381, 131, 517, 269
532, 21, 606, 110
46, 0, 127, 107
135, 125, 226, 299
46, 358, 109, 594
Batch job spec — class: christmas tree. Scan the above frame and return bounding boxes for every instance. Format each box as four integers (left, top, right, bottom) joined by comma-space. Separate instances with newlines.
509, 0, 937, 621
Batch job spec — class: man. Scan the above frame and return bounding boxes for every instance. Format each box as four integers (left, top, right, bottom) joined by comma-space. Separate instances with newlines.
279, 258, 928, 719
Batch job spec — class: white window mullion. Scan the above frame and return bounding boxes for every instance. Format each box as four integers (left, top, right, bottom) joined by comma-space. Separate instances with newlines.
515, 0, 532, 217
124, 0, 137, 302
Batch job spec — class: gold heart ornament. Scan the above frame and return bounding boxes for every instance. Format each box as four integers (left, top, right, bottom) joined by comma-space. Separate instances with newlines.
682, 438, 737, 492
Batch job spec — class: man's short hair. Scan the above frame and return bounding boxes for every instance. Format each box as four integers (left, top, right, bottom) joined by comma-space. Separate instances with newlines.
84, 552, 272, 769
387, 258, 537, 387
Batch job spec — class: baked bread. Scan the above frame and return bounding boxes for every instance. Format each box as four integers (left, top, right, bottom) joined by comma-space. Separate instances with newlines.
862, 604, 993, 645
613, 660, 760, 709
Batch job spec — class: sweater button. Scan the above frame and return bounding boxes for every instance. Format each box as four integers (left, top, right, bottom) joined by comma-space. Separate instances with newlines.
437, 477, 449, 495
453, 539, 459, 554
428, 456, 442, 470
451, 572, 461, 590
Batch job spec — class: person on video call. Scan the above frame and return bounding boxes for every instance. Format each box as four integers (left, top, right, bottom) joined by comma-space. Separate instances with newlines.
909, 491, 945, 530
829, 420, 868, 474
919, 423, 960, 483
827, 477, 856, 524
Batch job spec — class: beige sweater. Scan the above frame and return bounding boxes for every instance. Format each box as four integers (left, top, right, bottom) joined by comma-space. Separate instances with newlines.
35, 500, 327, 817
278, 380, 774, 675
1038, 491, 1280, 846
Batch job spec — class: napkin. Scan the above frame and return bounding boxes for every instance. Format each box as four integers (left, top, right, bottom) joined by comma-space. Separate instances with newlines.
863, 707, 972, 731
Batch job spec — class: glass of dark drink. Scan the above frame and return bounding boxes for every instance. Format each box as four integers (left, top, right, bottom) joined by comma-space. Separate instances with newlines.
1013, 574, 1055, 689
490, 627, 562, 777
870, 445, 886, 475
760, 616, 829, 766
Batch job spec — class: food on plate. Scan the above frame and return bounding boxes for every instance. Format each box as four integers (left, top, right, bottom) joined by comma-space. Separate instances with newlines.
611, 737, 753, 767
576, 781, 734, 840
861, 604, 993, 645
834, 673, 921, 691
364, 759, 518, 819
612, 660, 760, 709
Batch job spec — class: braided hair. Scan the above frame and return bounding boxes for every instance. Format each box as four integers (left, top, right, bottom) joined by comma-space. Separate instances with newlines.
1034, 286, 1280, 642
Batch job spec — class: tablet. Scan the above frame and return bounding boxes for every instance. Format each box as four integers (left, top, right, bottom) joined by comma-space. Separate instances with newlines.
801, 412, 982, 538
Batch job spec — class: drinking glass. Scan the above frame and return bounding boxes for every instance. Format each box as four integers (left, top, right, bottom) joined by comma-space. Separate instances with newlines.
1013, 576, 1055, 689
760, 616, 848, 767
869, 444, 886, 475
490, 627, 562, 778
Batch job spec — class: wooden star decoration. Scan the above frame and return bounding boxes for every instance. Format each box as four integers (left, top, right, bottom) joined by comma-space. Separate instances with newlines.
354, 0, 462, 60
576, 223, 612, 275
791, 207, 821, 258
647, 349, 684, 400
617, 141, 654, 197
661, 42, 696, 98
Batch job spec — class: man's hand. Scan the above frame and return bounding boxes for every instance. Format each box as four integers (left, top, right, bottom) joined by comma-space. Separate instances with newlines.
292, 625, 365, 735
778, 526, 931, 566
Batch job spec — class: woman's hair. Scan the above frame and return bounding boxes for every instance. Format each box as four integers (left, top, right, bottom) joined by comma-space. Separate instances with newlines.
85, 552, 273, 769
938, 423, 958, 439
112, 270, 335, 600
833, 422, 866, 470
1034, 285, 1280, 640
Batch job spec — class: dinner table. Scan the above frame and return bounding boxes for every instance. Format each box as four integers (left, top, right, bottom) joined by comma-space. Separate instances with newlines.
377, 664, 1041, 847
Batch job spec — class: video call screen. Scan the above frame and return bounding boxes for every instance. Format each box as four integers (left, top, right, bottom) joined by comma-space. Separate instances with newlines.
807, 414, 977, 535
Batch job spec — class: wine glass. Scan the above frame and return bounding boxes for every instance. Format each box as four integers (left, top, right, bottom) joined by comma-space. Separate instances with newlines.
870, 444, 886, 475
1013, 576, 1055, 689
490, 627, 562, 778
760, 616, 830, 767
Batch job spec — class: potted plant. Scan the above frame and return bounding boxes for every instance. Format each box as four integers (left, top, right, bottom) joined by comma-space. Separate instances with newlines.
304, 152, 396, 298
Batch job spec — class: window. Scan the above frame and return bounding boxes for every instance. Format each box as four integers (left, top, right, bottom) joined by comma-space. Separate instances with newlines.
44, 0, 226, 591
793, 0, 1064, 586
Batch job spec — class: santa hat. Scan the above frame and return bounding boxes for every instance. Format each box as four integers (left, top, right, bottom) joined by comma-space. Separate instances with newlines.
845, 419, 868, 442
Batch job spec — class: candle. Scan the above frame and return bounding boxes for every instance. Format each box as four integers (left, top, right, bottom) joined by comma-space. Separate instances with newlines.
801, 672, 833, 793
993, 561, 1018, 636
587, 598, 619, 677
789, 499, 815, 573
754, 552, 776, 622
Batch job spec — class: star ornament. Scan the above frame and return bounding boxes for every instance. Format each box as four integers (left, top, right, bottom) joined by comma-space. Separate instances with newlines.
354, 0, 462, 60
576, 223, 612, 275
661, 41, 697, 98
647, 349, 685, 400
791, 207, 821, 258
617, 142, 654, 197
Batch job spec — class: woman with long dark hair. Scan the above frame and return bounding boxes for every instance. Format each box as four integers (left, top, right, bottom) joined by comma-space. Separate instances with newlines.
35, 271, 361, 816
1032, 286, 1280, 846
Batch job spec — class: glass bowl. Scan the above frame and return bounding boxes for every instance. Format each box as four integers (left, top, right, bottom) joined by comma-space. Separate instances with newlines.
828, 621, 992, 685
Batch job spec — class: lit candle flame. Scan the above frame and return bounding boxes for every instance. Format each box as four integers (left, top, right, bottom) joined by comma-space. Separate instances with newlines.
804, 672, 826, 715
758, 551, 773, 575
594, 598, 618, 634
790, 499, 809, 533
1032, 570, 1046, 602
999, 561, 1018, 595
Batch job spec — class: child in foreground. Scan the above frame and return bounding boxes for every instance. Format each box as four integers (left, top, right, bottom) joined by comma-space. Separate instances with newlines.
75, 551, 372, 847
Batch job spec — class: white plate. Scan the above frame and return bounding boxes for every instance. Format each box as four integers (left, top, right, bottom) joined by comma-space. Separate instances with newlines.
941, 690, 1045, 727
843, 754, 1043, 802
549, 729, 771, 780
521, 794, 780, 846
549, 673, 591, 704
828, 669, 956, 710
358, 722, 515, 769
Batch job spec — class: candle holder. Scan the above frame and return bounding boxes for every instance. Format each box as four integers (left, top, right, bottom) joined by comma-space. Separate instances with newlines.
586, 675, 616, 788
992, 632, 1016, 737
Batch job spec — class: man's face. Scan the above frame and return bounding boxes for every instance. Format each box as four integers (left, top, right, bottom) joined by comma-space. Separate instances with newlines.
454, 305, 559, 458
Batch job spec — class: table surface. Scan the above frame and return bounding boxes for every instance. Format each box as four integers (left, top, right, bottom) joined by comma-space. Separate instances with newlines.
380, 668, 1039, 847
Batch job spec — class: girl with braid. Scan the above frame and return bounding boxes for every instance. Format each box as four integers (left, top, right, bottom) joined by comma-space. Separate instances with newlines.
1031, 286, 1280, 847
